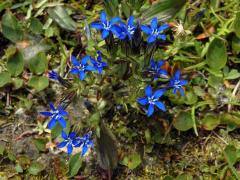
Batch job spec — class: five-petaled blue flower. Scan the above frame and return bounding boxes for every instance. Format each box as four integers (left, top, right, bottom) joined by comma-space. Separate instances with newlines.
141, 17, 169, 43
137, 85, 166, 117
48, 70, 59, 80
169, 70, 188, 96
90, 51, 107, 74
148, 59, 168, 80
57, 131, 79, 155
90, 11, 120, 39
118, 16, 137, 40
40, 103, 68, 129
75, 132, 94, 157
69, 55, 95, 80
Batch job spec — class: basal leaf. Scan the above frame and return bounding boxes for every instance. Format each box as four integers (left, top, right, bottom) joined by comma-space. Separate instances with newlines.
7, 51, 24, 76
28, 76, 49, 91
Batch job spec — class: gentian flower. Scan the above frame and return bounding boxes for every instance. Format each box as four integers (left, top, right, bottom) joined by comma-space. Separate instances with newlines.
57, 131, 80, 155
90, 11, 121, 39
90, 51, 107, 74
137, 85, 166, 117
75, 132, 94, 157
48, 70, 59, 80
148, 59, 168, 80
69, 55, 95, 80
169, 70, 188, 96
141, 17, 169, 43
40, 103, 68, 129
118, 16, 137, 40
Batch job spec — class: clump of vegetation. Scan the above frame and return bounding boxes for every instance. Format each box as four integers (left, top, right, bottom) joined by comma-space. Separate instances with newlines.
0, 0, 239, 179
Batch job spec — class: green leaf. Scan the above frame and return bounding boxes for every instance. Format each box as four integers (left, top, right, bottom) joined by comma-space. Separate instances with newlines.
122, 152, 141, 170
47, 6, 76, 31
1, 10, 23, 42
224, 69, 240, 80
0, 143, 5, 155
206, 38, 228, 70
29, 17, 43, 34
141, 0, 186, 23
29, 52, 48, 75
28, 162, 44, 175
32, 138, 48, 152
232, 35, 240, 53
7, 51, 24, 77
234, 12, 240, 38
68, 153, 82, 178
173, 112, 193, 131
0, 72, 11, 87
15, 164, 23, 173
12, 78, 23, 89
176, 174, 193, 180
201, 113, 220, 130
28, 76, 49, 91
96, 121, 118, 170
208, 75, 223, 88
184, 90, 198, 105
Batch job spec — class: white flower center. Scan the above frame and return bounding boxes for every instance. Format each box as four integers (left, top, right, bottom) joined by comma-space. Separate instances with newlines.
148, 96, 157, 105
103, 21, 111, 30
174, 80, 181, 89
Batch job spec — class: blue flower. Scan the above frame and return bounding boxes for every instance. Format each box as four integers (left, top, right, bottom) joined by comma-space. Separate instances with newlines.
169, 70, 188, 96
90, 51, 107, 74
69, 55, 95, 80
75, 132, 94, 157
48, 70, 59, 80
148, 59, 168, 80
141, 17, 169, 43
90, 11, 121, 39
57, 131, 80, 155
137, 85, 166, 117
118, 16, 137, 40
40, 103, 68, 129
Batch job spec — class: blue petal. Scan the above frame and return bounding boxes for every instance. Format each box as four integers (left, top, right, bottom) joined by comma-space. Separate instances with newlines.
155, 101, 166, 111
81, 145, 89, 157
58, 117, 67, 128
85, 65, 96, 71
153, 89, 165, 98
147, 104, 154, 117
49, 103, 55, 111
150, 17, 158, 29
97, 68, 103, 74
81, 56, 90, 65
71, 56, 80, 66
69, 68, 79, 75
158, 34, 166, 41
179, 88, 185, 96
158, 24, 169, 32
169, 78, 175, 87
140, 25, 151, 35
100, 11, 107, 22
59, 110, 68, 117
79, 71, 86, 80
137, 97, 148, 105
102, 30, 110, 39
90, 22, 103, 30
67, 143, 73, 155
148, 35, 157, 43
110, 17, 120, 24
128, 16, 134, 26
173, 88, 177, 94
69, 132, 77, 139
57, 141, 67, 148
145, 85, 152, 97
61, 131, 68, 140
174, 70, 181, 80
48, 117, 57, 129
180, 80, 188, 86
40, 111, 53, 117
